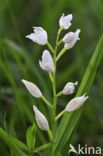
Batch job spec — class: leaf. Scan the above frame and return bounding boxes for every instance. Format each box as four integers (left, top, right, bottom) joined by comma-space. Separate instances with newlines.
33, 142, 53, 153
26, 123, 37, 150
52, 35, 103, 155
0, 128, 27, 156
10, 119, 17, 137
11, 137, 29, 151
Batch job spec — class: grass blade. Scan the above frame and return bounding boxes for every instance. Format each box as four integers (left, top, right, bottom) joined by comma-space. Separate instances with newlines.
53, 35, 103, 155
0, 128, 27, 156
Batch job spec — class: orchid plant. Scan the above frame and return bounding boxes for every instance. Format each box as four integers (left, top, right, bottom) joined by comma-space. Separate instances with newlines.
21, 13, 88, 155
0, 13, 91, 156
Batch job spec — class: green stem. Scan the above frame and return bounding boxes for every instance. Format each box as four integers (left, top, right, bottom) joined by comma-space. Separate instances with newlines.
47, 129, 54, 141
56, 47, 67, 61
55, 109, 66, 121
51, 27, 63, 156
51, 27, 63, 134
57, 90, 63, 97
49, 72, 53, 82
47, 42, 55, 53
57, 39, 63, 46
41, 96, 52, 108
55, 26, 63, 52
52, 52, 57, 134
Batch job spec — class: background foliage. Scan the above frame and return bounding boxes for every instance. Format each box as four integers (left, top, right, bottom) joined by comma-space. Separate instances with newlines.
0, 0, 103, 155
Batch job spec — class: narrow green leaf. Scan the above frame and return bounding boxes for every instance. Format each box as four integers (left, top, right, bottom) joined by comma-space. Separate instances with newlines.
0, 128, 27, 156
11, 137, 29, 151
10, 120, 17, 137
53, 35, 103, 155
33, 142, 53, 153
3, 112, 7, 131
26, 123, 37, 150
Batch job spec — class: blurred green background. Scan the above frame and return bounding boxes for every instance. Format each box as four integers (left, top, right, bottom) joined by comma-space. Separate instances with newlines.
0, 0, 103, 155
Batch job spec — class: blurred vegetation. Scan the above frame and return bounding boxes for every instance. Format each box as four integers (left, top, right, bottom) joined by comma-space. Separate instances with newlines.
0, 0, 103, 155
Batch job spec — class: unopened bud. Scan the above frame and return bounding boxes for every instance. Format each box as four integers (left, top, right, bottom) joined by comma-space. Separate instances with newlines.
22, 79, 42, 98
65, 94, 88, 112
33, 106, 49, 131
63, 81, 78, 95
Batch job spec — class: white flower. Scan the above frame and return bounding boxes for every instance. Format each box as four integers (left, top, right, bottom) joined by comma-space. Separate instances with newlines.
63, 81, 78, 95
33, 105, 49, 131
22, 79, 42, 98
39, 50, 55, 73
63, 29, 81, 49
59, 13, 72, 29
26, 27, 47, 45
65, 94, 88, 112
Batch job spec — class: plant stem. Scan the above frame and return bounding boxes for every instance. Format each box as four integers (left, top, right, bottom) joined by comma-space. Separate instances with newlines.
47, 42, 55, 53
52, 51, 57, 134
56, 47, 67, 61
55, 109, 66, 121
51, 27, 63, 156
55, 26, 63, 52
41, 96, 52, 108
52, 27, 63, 134
57, 39, 63, 46
57, 91, 63, 97
47, 129, 53, 141
49, 72, 53, 82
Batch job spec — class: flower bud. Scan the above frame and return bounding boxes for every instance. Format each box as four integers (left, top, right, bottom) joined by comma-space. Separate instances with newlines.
59, 13, 72, 29
33, 106, 49, 131
26, 27, 47, 45
65, 94, 88, 112
63, 81, 78, 95
22, 79, 42, 98
39, 50, 55, 73
63, 29, 80, 49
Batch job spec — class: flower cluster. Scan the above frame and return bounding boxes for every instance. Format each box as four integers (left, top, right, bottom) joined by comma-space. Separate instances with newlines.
22, 13, 88, 139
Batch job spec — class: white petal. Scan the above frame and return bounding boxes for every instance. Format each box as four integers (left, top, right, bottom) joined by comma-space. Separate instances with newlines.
65, 94, 88, 112
59, 13, 73, 29
26, 33, 37, 42
39, 50, 55, 73
33, 106, 49, 131
22, 79, 42, 98
26, 27, 47, 45
63, 29, 81, 49
63, 32, 74, 43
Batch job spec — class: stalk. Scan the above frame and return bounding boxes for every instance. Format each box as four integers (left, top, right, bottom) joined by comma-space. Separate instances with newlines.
55, 109, 66, 121
57, 91, 63, 97
56, 47, 67, 61
41, 96, 53, 108
51, 27, 63, 156
52, 51, 57, 134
